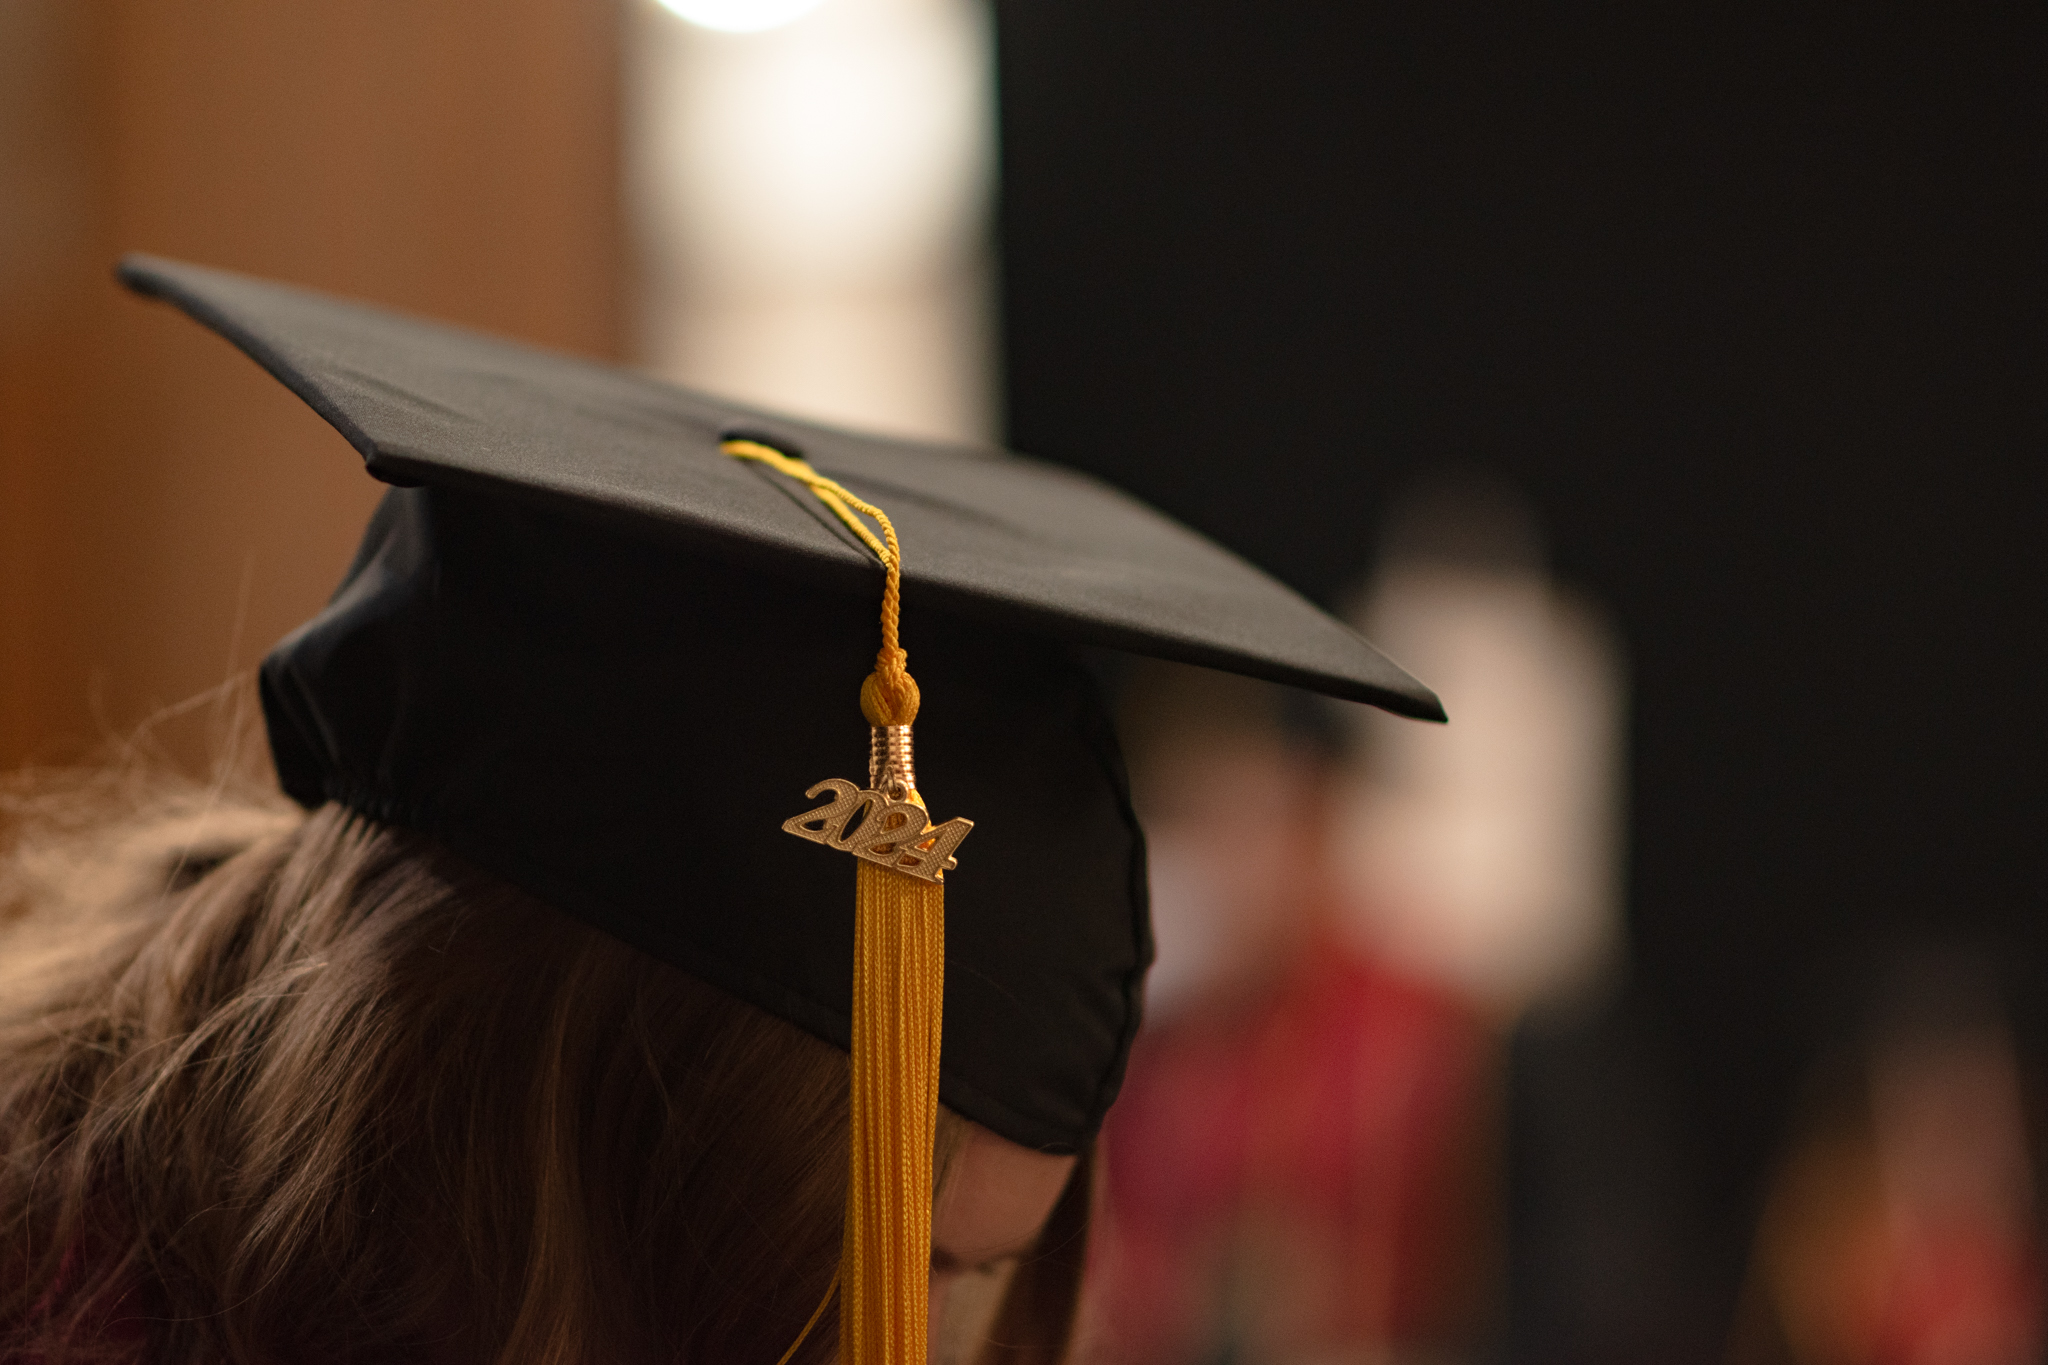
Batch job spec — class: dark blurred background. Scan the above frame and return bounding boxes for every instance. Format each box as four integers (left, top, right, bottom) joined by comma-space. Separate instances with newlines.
995, 5, 2045, 1356
4, 3, 2043, 1360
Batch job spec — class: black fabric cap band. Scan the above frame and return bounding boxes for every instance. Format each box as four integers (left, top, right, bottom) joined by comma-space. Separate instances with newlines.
264, 488, 1152, 1151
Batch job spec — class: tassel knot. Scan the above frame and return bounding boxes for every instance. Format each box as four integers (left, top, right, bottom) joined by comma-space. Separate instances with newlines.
861, 650, 921, 727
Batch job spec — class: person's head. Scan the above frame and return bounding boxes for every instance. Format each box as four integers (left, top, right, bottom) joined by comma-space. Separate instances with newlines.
24, 259, 1444, 1365
0, 780, 1086, 1363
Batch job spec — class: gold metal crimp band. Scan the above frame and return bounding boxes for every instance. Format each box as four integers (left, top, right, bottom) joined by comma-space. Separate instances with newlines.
869, 724, 915, 800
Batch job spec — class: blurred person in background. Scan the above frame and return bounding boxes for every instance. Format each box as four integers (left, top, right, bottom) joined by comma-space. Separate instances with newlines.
1340, 478, 1733, 1362
1078, 473, 1671, 1364
1331, 474, 1623, 1024
1079, 663, 1494, 1364
1730, 947, 2044, 1365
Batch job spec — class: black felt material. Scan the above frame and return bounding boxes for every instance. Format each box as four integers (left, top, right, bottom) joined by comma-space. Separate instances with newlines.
261, 488, 1147, 1150
117, 255, 1442, 719
118, 255, 1440, 1150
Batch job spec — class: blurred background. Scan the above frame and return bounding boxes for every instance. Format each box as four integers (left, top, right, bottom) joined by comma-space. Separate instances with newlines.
2, 3, 2042, 1361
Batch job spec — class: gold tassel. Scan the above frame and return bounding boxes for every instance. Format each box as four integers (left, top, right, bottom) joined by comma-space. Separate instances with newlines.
726, 437, 962, 1365
843, 857, 946, 1363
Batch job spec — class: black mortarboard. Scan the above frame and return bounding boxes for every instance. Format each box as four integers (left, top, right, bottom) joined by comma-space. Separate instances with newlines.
118, 254, 1440, 1359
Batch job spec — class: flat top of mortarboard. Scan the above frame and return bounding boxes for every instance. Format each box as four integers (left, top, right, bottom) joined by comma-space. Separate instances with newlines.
116, 253, 1444, 722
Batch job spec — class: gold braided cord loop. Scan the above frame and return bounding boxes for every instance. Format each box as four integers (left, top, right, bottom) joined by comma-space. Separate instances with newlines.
723, 438, 919, 726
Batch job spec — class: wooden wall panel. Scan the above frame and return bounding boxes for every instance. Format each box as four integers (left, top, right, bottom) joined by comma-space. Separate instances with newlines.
0, 0, 623, 769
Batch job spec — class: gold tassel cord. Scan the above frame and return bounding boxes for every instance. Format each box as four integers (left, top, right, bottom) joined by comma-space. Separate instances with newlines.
725, 438, 947, 1365
723, 438, 919, 728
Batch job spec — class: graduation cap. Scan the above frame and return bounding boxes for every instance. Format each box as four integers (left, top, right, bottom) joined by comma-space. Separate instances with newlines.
118, 254, 1442, 1362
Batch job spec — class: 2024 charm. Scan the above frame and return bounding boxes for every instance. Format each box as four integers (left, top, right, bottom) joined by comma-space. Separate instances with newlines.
781, 778, 974, 883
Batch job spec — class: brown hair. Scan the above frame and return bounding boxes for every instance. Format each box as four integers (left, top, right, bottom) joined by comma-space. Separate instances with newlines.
0, 761, 1087, 1363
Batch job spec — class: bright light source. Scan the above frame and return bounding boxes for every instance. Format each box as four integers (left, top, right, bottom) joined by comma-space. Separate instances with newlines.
655, 0, 830, 34
628, 0, 996, 440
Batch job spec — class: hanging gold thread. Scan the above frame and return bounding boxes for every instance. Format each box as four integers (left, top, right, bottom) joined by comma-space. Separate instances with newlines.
725, 437, 947, 1365
772, 1270, 839, 1365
